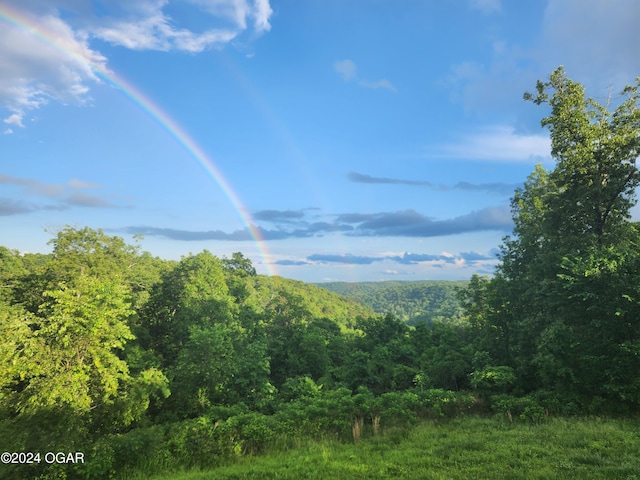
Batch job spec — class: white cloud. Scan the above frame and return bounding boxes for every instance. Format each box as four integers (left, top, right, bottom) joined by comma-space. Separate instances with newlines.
3, 113, 24, 127
0, 173, 119, 209
334, 59, 397, 92
433, 125, 551, 162
252, 0, 273, 33
0, 173, 65, 197
3, 129, 13, 135
470, 0, 501, 14
358, 79, 397, 92
0, 1, 273, 124
447, 0, 640, 117
446, 56, 537, 117
0, 7, 107, 125
182, 0, 271, 33
89, 0, 272, 52
536, 0, 640, 89
67, 178, 102, 189
334, 59, 357, 81
90, 14, 238, 52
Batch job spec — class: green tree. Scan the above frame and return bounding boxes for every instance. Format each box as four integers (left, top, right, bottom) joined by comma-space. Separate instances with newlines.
469, 68, 640, 410
25, 276, 135, 415
142, 251, 236, 368
0, 247, 26, 304
222, 252, 256, 303
172, 323, 240, 414
46, 226, 141, 283
141, 251, 263, 418
524, 67, 640, 248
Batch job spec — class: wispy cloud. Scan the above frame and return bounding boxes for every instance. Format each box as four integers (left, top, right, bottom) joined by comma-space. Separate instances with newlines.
90, 18, 238, 53
358, 79, 397, 92
65, 191, 114, 208
186, 0, 273, 34
0, 173, 119, 210
447, 0, 640, 118
538, 0, 640, 88
348, 172, 432, 186
122, 225, 301, 241
274, 259, 311, 266
307, 253, 384, 265
338, 205, 512, 238
348, 171, 520, 195
380, 269, 402, 276
253, 209, 308, 223
430, 125, 551, 162
0, 198, 37, 216
470, 0, 502, 14
453, 181, 520, 195
319, 205, 512, 239
124, 204, 512, 242
334, 59, 397, 92
0, 197, 69, 216
86, 0, 273, 52
0, 1, 273, 125
0, 174, 64, 197
302, 250, 497, 267
334, 59, 357, 82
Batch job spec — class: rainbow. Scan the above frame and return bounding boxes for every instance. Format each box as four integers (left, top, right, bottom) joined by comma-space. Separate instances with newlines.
0, 3, 277, 276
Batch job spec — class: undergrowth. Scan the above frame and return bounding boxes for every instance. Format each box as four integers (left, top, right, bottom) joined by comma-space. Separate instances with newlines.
125, 416, 640, 480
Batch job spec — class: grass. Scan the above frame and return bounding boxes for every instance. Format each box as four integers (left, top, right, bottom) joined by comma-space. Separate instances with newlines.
129, 416, 640, 480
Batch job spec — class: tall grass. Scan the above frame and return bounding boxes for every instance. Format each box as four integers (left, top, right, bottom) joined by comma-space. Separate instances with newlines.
130, 416, 640, 480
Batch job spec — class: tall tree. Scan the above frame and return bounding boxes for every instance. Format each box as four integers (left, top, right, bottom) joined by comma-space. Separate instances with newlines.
470, 68, 640, 410
142, 251, 236, 368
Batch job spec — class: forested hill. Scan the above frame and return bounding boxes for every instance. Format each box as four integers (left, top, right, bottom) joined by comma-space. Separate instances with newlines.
248, 275, 375, 328
316, 280, 466, 325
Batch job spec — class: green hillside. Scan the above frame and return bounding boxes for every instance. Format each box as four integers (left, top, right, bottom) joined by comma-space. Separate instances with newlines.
316, 280, 467, 324
250, 275, 375, 329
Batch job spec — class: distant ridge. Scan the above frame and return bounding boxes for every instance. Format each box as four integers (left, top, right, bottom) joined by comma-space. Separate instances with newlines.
252, 275, 375, 328
315, 280, 466, 325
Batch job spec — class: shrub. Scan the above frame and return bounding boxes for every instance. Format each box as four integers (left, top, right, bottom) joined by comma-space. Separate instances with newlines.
470, 366, 516, 397
166, 415, 234, 468
418, 388, 459, 418
491, 394, 547, 423
224, 413, 278, 455
373, 391, 419, 427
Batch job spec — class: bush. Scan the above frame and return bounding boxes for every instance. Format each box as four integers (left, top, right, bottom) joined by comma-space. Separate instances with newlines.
275, 387, 355, 439
491, 394, 547, 423
224, 413, 278, 454
470, 366, 516, 397
167, 416, 235, 468
417, 389, 473, 419
373, 391, 419, 427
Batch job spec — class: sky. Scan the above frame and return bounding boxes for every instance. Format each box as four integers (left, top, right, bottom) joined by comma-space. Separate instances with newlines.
1, 0, 639, 283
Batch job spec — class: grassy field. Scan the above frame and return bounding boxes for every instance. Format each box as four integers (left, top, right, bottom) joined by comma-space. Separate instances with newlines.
129, 416, 640, 480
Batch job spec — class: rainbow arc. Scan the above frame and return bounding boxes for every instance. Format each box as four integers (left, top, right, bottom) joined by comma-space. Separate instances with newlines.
0, 4, 277, 276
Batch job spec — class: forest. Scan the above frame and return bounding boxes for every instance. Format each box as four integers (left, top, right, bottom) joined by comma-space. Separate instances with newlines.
1, 67, 640, 479
317, 280, 466, 325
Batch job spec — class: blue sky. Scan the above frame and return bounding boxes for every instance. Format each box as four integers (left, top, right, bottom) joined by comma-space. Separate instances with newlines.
1, 0, 639, 282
